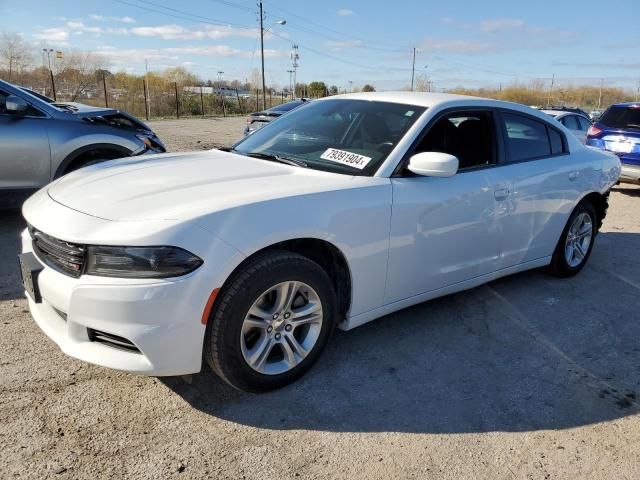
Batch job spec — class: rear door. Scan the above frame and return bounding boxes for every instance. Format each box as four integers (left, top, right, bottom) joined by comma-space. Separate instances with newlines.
0, 87, 52, 192
492, 111, 585, 268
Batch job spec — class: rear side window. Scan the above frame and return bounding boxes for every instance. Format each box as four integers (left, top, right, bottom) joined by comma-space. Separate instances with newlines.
599, 106, 640, 130
577, 116, 592, 131
502, 113, 551, 161
501, 113, 566, 162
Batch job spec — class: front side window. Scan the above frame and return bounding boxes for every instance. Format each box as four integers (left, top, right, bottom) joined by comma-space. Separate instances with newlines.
234, 99, 425, 176
414, 111, 496, 170
502, 113, 559, 162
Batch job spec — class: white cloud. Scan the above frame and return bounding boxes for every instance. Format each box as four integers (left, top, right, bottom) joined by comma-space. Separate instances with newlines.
66, 21, 103, 34
166, 45, 285, 58
480, 18, 525, 33
337, 9, 354, 16
130, 24, 260, 40
95, 46, 177, 63
89, 14, 136, 23
33, 28, 69, 42
326, 39, 363, 52
420, 37, 497, 54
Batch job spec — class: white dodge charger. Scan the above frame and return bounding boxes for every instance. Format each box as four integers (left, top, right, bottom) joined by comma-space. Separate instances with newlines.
20, 92, 620, 392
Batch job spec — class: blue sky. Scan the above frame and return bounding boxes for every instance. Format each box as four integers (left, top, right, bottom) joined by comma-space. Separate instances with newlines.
1, 0, 639, 91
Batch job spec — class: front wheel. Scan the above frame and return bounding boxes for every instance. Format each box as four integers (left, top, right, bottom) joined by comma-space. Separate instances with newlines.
548, 200, 597, 277
203, 250, 337, 392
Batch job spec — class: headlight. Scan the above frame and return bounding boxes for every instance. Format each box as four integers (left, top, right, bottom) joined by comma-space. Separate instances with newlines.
135, 134, 164, 152
85, 246, 203, 278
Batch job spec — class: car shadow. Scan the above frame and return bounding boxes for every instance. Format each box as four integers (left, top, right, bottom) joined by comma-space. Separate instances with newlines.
163, 230, 640, 434
0, 209, 25, 301
612, 185, 640, 197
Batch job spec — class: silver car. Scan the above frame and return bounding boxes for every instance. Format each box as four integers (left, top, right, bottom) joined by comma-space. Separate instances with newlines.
0, 80, 165, 208
541, 109, 592, 144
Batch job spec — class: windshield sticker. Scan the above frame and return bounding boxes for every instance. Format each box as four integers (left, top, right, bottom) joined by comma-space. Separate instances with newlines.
320, 148, 372, 170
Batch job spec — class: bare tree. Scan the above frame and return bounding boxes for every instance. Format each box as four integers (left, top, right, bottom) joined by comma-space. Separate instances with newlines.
0, 32, 33, 80
55, 50, 108, 101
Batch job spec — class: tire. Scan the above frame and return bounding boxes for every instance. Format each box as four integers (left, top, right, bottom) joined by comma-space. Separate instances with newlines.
204, 250, 338, 392
548, 200, 598, 277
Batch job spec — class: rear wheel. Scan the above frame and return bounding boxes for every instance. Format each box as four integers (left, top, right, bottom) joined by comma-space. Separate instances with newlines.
548, 200, 597, 277
203, 250, 337, 392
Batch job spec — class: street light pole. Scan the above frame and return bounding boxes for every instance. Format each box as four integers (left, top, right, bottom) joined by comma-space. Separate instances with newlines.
43, 48, 56, 101
258, 0, 266, 110
410, 47, 416, 91
287, 69, 294, 99
258, 1, 286, 110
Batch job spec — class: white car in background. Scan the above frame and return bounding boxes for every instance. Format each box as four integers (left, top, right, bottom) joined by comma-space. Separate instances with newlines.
20, 92, 620, 392
541, 108, 592, 144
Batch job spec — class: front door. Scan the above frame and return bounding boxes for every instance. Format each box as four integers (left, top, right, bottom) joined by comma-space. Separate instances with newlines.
385, 110, 505, 304
0, 87, 51, 192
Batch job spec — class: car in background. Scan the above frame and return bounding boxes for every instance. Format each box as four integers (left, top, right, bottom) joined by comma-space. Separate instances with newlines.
587, 102, 640, 184
20, 92, 619, 392
541, 108, 592, 144
590, 110, 603, 121
243, 98, 310, 136
0, 79, 165, 208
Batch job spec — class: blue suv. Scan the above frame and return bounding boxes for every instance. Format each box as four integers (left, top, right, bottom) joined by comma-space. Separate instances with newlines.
586, 102, 640, 184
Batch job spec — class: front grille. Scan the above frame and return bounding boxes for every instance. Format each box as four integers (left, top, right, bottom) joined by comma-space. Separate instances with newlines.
87, 328, 141, 353
29, 225, 86, 278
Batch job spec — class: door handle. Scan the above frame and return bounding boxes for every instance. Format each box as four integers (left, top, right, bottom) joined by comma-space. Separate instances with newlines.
569, 171, 579, 181
494, 188, 510, 200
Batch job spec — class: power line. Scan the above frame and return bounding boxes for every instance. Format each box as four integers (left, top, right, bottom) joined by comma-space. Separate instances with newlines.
263, 0, 404, 52
111, 0, 254, 29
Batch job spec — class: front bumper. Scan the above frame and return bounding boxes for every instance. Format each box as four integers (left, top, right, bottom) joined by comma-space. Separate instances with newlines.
21, 229, 207, 375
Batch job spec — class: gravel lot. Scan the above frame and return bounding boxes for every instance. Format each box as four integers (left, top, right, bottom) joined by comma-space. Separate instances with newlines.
1, 116, 639, 479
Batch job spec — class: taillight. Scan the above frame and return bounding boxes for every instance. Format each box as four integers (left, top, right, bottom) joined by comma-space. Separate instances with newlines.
587, 125, 602, 137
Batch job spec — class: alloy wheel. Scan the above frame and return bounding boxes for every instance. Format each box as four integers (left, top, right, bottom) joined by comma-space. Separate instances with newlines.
240, 281, 323, 375
564, 212, 593, 268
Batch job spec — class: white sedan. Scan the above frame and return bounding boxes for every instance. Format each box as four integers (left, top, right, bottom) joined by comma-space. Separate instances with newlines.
20, 92, 620, 392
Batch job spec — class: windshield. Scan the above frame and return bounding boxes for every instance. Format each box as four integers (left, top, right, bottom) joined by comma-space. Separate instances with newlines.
599, 106, 640, 130
271, 100, 305, 113
234, 99, 425, 176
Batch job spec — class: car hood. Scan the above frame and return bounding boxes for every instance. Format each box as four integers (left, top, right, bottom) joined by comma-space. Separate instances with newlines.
47, 150, 357, 221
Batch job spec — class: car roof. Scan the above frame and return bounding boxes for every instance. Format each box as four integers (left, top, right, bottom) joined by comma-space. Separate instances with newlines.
610, 102, 640, 108
317, 91, 558, 120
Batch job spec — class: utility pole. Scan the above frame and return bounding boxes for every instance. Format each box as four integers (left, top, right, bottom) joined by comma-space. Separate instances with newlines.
348, 80, 353, 93
286, 69, 294, 99
598, 78, 604, 109
410, 47, 416, 91
546, 73, 555, 107
291, 44, 299, 98
144, 59, 151, 119
636, 80, 640, 102
258, 0, 266, 110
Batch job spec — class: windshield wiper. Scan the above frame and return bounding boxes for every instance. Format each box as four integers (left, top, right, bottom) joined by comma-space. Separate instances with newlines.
244, 152, 308, 168
216, 146, 237, 152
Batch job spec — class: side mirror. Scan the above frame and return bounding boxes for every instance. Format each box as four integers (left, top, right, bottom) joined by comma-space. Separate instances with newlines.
407, 151, 459, 177
5, 95, 29, 114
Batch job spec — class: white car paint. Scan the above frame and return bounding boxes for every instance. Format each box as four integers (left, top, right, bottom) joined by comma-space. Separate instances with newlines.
21, 92, 621, 376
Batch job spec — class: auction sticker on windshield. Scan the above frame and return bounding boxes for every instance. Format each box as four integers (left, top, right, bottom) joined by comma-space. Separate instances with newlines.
320, 148, 372, 170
